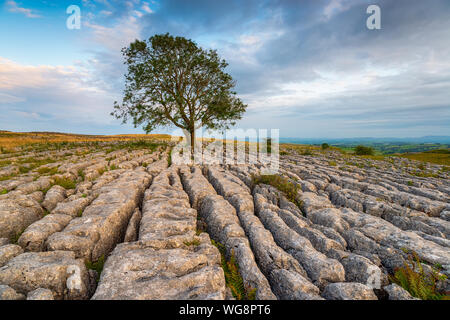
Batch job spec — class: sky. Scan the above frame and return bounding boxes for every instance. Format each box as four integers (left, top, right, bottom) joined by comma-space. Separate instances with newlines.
0, 0, 449, 138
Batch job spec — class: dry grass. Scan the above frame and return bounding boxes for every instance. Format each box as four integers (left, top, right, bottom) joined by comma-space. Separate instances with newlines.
0, 131, 173, 152
396, 152, 450, 166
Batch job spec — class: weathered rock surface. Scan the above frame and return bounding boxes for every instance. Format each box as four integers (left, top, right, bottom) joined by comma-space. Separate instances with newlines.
27, 288, 55, 300
46, 169, 151, 261
92, 242, 226, 300
0, 244, 23, 267
0, 251, 91, 299
18, 214, 73, 252
321, 282, 378, 300
383, 283, 418, 300
42, 185, 66, 212
0, 141, 448, 300
123, 208, 141, 242
0, 194, 44, 239
0, 284, 25, 300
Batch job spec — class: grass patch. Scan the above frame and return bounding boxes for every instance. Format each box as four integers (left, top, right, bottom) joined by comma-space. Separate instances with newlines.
97, 167, 108, 176
18, 165, 32, 174
37, 166, 59, 175
53, 177, 76, 189
251, 174, 302, 210
167, 148, 173, 167
390, 250, 449, 300
10, 229, 24, 244
183, 239, 201, 247
0, 174, 15, 182
109, 164, 120, 170
77, 169, 85, 181
85, 255, 106, 283
397, 152, 450, 166
211, 240, 256, 300
0, 188, 8, 195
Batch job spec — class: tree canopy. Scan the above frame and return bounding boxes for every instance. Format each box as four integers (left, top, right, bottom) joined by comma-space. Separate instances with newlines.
112, 33, 247, 153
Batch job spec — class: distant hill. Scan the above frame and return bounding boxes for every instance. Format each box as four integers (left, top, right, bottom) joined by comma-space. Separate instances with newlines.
279, 136, 450, 145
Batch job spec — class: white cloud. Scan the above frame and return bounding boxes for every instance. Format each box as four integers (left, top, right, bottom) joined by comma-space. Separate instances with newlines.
6, 1, 41, 18
0, 57, 117, 126
142, 2, 153, 14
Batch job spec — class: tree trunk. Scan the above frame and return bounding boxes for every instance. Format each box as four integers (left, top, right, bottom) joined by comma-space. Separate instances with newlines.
190, 128, 195, 159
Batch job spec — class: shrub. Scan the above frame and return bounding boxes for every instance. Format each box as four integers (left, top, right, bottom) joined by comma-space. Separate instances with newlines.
321, 143, 330, 150
18, 165, 32, 174
354, 145, 375, 156
252, 174, 302, 210
390, 251, 449, 300
301, 148, 314, 156
53, 177, 76, 189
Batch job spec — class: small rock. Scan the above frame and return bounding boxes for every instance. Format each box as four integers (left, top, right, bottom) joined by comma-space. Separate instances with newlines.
322, 282, 378, 300
383, 284, 419, 300
0, 244, 23, 267
0, 284, 26, 300
27, 288, 54, 300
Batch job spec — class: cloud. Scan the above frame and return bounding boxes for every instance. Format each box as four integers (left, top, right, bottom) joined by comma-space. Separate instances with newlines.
0, 57, 122, 132
2, 0, 450, 137
142, 2, 153, 14
6, 1, 41, 18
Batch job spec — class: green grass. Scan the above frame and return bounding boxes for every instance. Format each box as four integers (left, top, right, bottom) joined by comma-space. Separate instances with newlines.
97, 167, 107, 176
10, 229, 24, 244
0, 188, 8, 195
390, 251, 449, 300
85, 255, 106, 283
167, 148, 173, 167
77, 169, 86, 180
0, 174, 15, 182
211, 240, 256, 300
37, 166, 59, 175
183, 239, 201, 247
18, 165, 32, 174
53, 177, 77, 189
251, 174, 302, 210
0, 160, 12, 168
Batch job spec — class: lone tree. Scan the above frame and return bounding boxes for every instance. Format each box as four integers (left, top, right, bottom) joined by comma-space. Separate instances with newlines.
112, 33, 247, 155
